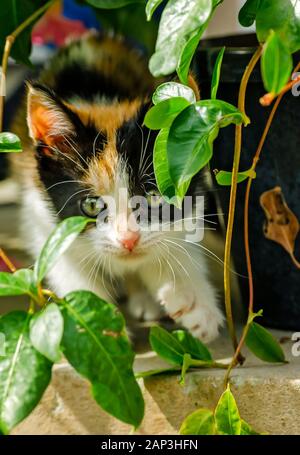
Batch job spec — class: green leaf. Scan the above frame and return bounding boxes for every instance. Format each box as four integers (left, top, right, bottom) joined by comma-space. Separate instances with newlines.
240, 419, 260, 435
172, 330, 212, 361
238, 0, 261, 27
0, 269, 37, 297
144, 97, 190, 130
176, 0, 221, 84
30, 304, 64, 363
215, 168, 256, 186
153, 128, 189, 207
261, 31, 293, 95
150, 326, 186, 365
214, 385, 241, 435
245, 322, 286, 363
0, 0, 47, 66
211, 47, 225, 99
0, 311, 52, 434
34, 216, 93, 284
0, 133, 22, 153
146, 0, 164, 20
86, 0, 144, 8
180, 408, 216, 435
167, 100, 247, 195
149, 0, 213, 77
256, 0, 300, 54
152, 82, 196, 105
60, 291, 144, 427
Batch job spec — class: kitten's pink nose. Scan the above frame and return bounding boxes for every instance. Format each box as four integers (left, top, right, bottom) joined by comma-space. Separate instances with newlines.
119, 231, 140, 252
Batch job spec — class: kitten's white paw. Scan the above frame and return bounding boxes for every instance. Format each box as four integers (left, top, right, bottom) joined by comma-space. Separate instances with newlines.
127, 291, 162, 322
158, 283, 223, 343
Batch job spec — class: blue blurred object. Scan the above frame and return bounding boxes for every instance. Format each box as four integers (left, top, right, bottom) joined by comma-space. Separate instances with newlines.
63, 0, 100, 30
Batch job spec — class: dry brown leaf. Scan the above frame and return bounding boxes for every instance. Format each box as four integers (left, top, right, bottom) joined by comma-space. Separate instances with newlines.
260, 186, 300, 269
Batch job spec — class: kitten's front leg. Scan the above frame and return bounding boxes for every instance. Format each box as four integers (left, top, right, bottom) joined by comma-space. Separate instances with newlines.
141, 246, 224, 343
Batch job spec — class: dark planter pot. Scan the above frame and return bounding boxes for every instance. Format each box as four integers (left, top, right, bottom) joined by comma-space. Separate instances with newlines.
194, 34, 300, 331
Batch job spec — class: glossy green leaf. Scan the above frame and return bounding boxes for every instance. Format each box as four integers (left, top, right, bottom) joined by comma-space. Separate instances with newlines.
176, 29, 204, 85
152, 82, 196, 105
0, 133, 22, 153
0, 311, 52, 434
211, 47, 225, 99
261, 31, 293, 94
215, 385, 241, 435
149, 0, 212, 77
256, 0, 300, 54
144, 97, 190, 130
34, 216, 93, 283
60, 291, 144, 427
0, 269, 37, 297
215, 168, 256, 186
245, 322, 286, 363
238, 0, 261, 27
180, 408, 216, 435
30, 304, 64, 363
240, 419, 260, 435
0, 0, 47, 65
176, 0, 221, 84
86, 0, 144, 8
146, 0, 164, 20
150, 326, 186, 365
172, 330, 212, 361
167, 100, 247, 195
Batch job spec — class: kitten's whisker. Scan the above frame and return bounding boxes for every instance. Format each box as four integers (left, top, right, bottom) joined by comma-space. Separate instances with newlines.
158, 241, 176, 291
92, 131, 102, 159
45, 179, 82, 192
56, 188, 88, 216
44, 144, 86, 174
63, 136, 90, 168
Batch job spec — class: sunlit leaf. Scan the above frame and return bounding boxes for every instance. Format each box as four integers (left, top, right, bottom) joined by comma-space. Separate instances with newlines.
0, 133, 22, 153
261, 30, 292, 94
180, 408, 216, 435
214, 385, 241, 435
211, 47, 225, 99
146, 0, 164, 20
60, 291, 144, 427
152, 82, 196, 105
0, 312, 52, 434
167, 100, 247, 196
144, 97, 190, 130
30, 304, 64, 363
34, 217, 94, 283
0, 269, 37, 297
215, 168, 256, 186
149, 0, 213, 77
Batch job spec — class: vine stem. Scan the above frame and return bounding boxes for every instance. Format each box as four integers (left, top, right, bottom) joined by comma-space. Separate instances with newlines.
0, 0, 56, 131
223, 46, 263, 359
0, 247, 17, 272
224, 60, 300, 388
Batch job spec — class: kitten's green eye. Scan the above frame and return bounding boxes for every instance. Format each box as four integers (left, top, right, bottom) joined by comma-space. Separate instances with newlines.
80, 196, 105, 218
146, 190, 163, 208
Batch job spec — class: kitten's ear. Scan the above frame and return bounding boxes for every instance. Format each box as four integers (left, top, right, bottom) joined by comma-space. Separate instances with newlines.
26, 83, 75, 145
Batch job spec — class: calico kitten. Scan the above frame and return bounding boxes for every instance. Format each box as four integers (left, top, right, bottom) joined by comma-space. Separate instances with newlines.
12, 33, 223, 342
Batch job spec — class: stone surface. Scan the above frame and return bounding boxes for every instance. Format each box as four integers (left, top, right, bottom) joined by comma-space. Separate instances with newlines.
12, 329, 300, 435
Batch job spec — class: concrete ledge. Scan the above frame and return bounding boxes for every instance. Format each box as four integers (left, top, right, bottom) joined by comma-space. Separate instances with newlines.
13, 330, 300, 435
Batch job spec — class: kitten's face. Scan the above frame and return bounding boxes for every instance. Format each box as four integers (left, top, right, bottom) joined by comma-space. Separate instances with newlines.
27, 84, 198, 272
